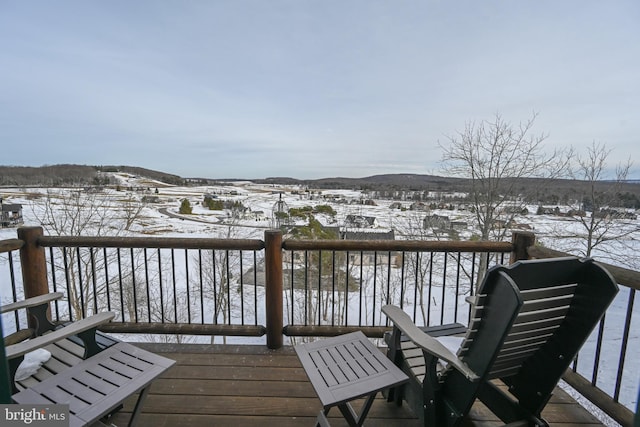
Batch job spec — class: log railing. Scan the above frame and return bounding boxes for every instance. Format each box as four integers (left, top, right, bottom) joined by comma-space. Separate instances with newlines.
0, 227, 636, 425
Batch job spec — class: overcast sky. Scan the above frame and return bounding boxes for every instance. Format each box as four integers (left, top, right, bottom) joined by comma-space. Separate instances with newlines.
1, 1, 638, 179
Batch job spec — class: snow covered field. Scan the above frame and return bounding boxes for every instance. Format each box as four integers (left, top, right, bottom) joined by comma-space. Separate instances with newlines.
1, 173, 638, 417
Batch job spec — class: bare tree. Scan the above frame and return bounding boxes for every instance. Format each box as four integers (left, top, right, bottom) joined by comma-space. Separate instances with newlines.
121, 193, 147, 231
441, 112, 568, 241
556, 142, 639, 268
31, 188, 147, 320
440, 112, 570, 281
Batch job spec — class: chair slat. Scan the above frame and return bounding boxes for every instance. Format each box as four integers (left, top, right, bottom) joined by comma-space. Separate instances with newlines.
520, 294, 575, 313
519, 283, 577, 301
513, 306, 570, 324
509, 316, 565, 334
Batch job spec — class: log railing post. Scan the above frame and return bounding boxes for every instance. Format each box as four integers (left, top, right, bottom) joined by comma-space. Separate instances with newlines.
511, 231, 536, 263
17, 226, 50, 329
264, 229, 283, 349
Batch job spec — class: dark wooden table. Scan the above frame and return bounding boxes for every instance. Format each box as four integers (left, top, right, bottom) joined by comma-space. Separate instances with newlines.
294, 331, 409, 426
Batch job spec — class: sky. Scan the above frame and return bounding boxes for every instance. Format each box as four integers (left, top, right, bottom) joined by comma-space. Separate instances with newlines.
1, 1, 639, 180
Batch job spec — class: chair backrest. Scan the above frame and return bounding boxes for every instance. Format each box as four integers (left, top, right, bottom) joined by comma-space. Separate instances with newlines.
454, 257, 618, 415
437, 259, 525, 414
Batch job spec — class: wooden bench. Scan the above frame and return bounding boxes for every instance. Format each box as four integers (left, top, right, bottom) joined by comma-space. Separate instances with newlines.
3, 293, 175, 426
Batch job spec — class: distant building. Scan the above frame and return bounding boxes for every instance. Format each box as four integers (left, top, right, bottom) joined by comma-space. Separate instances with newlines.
344, 215, 377, 228
423, 214, 451, 230
450, 221, 468, 230
141, 195, 161, 203
1, 203, 23, 227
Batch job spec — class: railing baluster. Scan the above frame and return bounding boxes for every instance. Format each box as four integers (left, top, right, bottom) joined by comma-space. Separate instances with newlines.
358, 251, 364, 327
130, 248, 137, 323
7, 251, 20, 329
239, 250, 244, 326
199, 249, 204, 325
117, 248, 124, 322
345, 251, 350, 326
317, 250, 322, 326
469, 252, 476, 323
385, 250, 391, 309
253, 251, 258, 326
157, 248, 164, 323
372, 251, 377, 326
441, 253, 447, 325
211, 250, 219, 324
454, 252, 461, 324
289, 250, 294, 324
76, 247, 85, 319
47, 247, 60, 322
399, 251, 406, 311
142, 248, 149, 322
63, 248, 72, 320
103, 248, 110, 313
185, 249, 191, 324
304, 250, 308, 326
614, 289, 635, 402
591, 313, 607, 385
224, 250, 231, 323
427, 252, 433, 325
90, 247, 97, 315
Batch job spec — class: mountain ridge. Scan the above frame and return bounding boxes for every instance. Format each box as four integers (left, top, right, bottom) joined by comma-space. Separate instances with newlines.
1, 165, 639, 198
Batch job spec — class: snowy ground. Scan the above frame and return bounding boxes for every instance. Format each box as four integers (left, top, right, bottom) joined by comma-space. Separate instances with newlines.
1, 172, 638, 419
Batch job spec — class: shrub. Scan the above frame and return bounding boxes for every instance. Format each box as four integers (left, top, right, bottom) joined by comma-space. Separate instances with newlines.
179, 199, 193, 214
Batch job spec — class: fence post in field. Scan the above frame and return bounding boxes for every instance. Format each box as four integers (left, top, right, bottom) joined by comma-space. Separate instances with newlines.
510, 231, 536, 263
17, 226, 50, 329
265, 229, 283, 349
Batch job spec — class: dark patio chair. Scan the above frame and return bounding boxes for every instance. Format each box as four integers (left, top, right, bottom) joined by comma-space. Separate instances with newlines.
383, 257, 618, 427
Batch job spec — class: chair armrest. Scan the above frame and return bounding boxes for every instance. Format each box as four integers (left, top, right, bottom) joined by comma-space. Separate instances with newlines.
382, 305, 479, 381
6, 312, 115, 360
1, 292, 64, 314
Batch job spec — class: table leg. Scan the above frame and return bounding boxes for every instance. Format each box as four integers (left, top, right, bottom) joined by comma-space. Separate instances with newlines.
337, 392, 377, 427
316, 408, 331, 427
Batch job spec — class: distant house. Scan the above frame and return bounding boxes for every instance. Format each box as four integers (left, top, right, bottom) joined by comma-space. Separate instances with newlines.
1, 203, 23, 227
409, 202, 428, 211
344, 215, 377, 228
423, 214, 451, 230
141, 195, 161, 203
450, 221, 468, 230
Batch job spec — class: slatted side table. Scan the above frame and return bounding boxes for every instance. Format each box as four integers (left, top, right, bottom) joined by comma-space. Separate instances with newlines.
12, 342, 175, 427
295, 331, 409, 427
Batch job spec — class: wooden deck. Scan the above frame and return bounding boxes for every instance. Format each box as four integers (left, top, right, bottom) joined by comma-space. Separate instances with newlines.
103, 342, 605, 427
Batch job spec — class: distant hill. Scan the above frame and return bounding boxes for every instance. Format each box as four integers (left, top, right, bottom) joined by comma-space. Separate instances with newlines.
2, 165, 638, 207
0, 165, 184, 186
253, 174, 640, 207
255, 174, 470, 191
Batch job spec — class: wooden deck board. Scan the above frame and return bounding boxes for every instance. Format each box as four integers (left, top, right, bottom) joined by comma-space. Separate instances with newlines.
102, 342, 605, 426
